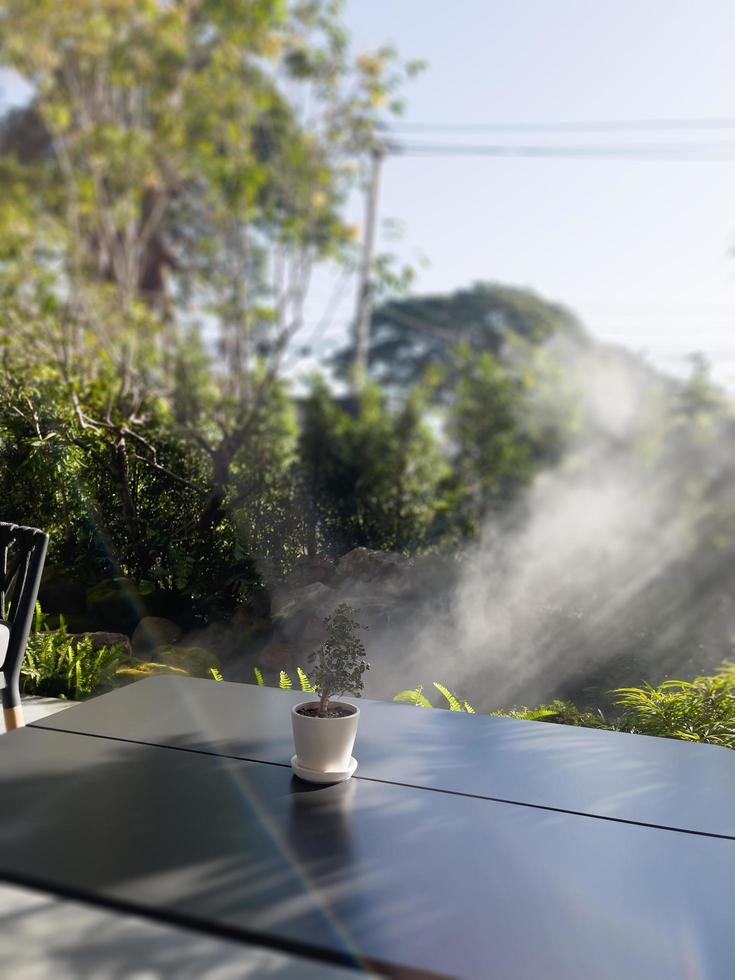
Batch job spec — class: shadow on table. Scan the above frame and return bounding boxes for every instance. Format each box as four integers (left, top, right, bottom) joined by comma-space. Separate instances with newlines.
0, 881, 357, 979
0, 728, 397, 976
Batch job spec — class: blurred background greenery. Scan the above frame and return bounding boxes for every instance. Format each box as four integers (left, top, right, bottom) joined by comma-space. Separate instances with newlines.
3, 1, 735, 737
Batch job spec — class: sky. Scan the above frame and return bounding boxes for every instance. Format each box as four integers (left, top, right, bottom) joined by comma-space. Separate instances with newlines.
333, 0, 735, 386
3, 1, 735, 385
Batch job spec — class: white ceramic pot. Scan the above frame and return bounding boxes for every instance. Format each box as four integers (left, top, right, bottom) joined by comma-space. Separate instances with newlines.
292, 701, 360, 773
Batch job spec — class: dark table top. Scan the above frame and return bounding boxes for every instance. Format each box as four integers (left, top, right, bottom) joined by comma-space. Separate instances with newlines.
1, 723, 733, 979
33, 675, 735, 839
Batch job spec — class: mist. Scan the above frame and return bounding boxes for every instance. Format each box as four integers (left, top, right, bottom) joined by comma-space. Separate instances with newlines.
357, 334, 735, 712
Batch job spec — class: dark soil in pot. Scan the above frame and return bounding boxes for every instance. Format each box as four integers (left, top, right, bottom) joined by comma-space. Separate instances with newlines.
296, 703, 357, 719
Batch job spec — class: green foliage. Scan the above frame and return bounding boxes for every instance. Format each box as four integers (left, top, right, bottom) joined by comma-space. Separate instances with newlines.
20, 602, 216, 699
274, 666, 316, 692
391, 669, 735, 750
296, 667, 314, 693
614, 666, 735, 748
253, 667, 265, 686
433, 682, 464, 712
392, 682, 475, 712
22, 620, 126, 701
115, 662, 189, 683
308, 603, 369, 716
393, 685, 432, 708
298, 377, 449, 553
493, 700, 609, 728
335, 283, 581, 391
0, 0, 425, 616
150, 644, 220, 680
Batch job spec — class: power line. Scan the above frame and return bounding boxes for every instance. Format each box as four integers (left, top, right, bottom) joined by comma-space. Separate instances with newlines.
388, 118, 735, 134
390, 140, 735, 160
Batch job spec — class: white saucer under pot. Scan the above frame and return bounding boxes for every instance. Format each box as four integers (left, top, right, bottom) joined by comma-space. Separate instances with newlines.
291, 701, 360, 775
291, 754, 358, 784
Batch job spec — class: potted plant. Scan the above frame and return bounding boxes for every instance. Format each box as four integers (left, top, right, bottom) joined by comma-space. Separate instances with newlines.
291, 603, 369, 783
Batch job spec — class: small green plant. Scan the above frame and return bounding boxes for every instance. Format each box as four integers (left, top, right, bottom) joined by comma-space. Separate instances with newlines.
255, 666, 314, 692
393, 682, 475, 712
393, 685, 433, 708
22, 604, 127, 701
308, 603, 369, 717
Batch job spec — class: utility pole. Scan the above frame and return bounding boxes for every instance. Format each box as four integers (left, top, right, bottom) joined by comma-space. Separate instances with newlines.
351, 144, 384, 392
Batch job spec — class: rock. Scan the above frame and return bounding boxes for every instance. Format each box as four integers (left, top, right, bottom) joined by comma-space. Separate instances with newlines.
333, 548, 412, 595
282, 555, 336, 589
69, 632, 133, 659
132, 617, 184, 658
229, 604, 271, 636
271, 582, 336, 645
271, 581, 335, 621
330, 593, 404, 630
259, 640, 298, 672
301, 615, 326, 650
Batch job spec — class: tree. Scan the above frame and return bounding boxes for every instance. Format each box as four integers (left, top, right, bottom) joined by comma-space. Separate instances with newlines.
0, 0, 422, 602
334, 282, 583, 392
297, 377, 449, 554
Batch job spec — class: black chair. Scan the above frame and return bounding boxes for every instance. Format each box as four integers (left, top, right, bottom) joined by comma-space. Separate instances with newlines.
0, 524, 49, 731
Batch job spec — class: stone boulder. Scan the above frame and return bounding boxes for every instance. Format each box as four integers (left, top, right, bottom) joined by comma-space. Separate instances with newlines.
131, 617, 184, 659
282, 554, 336, 590
332, 548, 413, 596
271, 582, 336, 634
259, 639, 299, 673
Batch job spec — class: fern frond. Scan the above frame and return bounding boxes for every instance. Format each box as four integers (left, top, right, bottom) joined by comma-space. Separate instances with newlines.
518, 708, 558, 721
210, 667, 223, 682
393, 686, 432, 708
433, 682, 462, 711
253, 667, 264, 686
279, 670, 293, 690
296, 667, 314, 692
463, 701, 476, 713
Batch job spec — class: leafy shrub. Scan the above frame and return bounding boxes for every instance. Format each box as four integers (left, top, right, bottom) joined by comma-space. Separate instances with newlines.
22, 607, 127, 700
21, 603, 220, 700
614, 665, 735, 748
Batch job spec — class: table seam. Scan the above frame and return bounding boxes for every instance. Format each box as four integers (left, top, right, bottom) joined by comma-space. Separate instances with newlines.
28, 720, 735, 843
